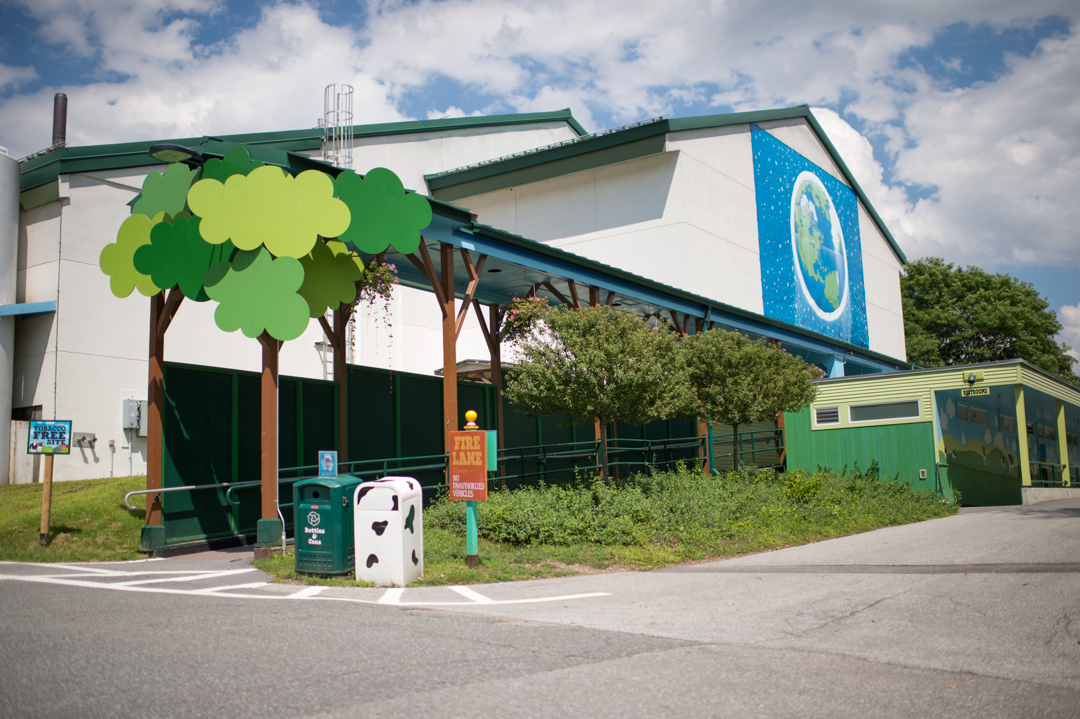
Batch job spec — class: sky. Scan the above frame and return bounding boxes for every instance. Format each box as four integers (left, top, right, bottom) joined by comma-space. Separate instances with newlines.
1, 0, 1078, 356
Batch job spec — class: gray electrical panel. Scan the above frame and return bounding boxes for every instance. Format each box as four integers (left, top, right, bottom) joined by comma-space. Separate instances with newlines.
138, 400, 148, 437
122, 399, 139, 429
122, 399, 149, 437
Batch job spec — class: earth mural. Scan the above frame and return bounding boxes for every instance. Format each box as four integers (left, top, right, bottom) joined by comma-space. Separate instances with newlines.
791, 171, 846, 317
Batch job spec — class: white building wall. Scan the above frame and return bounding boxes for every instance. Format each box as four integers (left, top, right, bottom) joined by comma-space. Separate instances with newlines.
321, 122, 579, 194
456, 121, 907, 359
12, 119, 568, 481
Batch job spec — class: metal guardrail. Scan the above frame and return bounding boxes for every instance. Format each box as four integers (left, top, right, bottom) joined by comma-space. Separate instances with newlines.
125, 430, 785, 512
1029, 462, 1080, 488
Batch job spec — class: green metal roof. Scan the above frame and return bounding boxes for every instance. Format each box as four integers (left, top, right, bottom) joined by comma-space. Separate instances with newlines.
347, 108, 587, 140
425, 105, 907, 264
18, 109, 587, 196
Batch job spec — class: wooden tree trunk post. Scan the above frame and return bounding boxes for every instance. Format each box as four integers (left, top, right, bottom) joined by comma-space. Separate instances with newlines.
334, 305, 350, 467
141, 288, 183, 553
488, 303, 507, 490
255, 333, 281, 559
441, 243, 457, 454
146, 291, 165, 527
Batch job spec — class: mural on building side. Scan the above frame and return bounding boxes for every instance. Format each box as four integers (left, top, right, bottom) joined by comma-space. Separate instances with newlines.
751, 125, 869, 348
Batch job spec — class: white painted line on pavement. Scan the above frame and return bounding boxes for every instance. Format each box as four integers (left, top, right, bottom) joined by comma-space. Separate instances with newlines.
450, 585, 495, 604
0, 572, 610, 607
289, 586, 327, 599
198, 582, 269, 593
377, 588, 405, 604
109, 568, 258, 586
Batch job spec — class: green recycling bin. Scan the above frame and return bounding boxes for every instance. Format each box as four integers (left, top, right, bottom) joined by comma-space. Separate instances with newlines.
294, 474, 363, 575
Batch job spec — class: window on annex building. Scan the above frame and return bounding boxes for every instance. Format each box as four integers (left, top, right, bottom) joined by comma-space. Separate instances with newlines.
849, 400, 920, 424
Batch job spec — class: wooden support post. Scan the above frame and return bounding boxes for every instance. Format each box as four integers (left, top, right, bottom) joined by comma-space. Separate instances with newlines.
255, 333, 281, 559
441, 243, 457, 453
334, 306, 351, 465
566, 279, 582, 310
605, 291, 616, 306
146, 291, 166, 527
145, 287, 184, 528
490, 303, 506, 488
39, 454, 54, 545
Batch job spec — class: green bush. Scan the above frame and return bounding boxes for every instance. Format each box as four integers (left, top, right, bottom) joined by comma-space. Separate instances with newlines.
425, 462, 955, 551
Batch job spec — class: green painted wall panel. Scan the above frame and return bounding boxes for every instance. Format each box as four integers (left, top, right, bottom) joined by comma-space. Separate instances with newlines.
941, 466, 1021, 506
785, 408, 938, 495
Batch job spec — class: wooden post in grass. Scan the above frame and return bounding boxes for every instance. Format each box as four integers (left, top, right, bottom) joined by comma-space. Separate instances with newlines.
39, 455, 54, 546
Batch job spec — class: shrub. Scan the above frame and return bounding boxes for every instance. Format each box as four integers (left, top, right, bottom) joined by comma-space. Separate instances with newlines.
424, 463, 955, 551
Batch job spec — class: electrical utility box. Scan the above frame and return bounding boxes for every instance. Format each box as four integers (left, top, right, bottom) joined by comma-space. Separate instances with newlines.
122, 399, 139, 429
122, 400, 150, 437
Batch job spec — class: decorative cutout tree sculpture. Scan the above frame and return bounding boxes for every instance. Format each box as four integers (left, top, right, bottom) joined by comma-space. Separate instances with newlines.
100, 145, 431, 554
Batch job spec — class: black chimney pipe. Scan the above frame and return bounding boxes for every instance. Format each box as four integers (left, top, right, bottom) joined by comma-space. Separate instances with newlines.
52, 93, 67, 147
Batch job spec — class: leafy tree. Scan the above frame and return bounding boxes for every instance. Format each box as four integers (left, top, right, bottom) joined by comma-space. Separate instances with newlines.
187, 165, 350, 258
902, 257, 1077, 383
204, 248, 310, 341
134, 215, 234, 301
100, 212, 170, 298
131, 163, 197, 218
298, 239, 365, 318
504, 305, 687, 482
335, 167, 432, 254
680, 330, 817, 470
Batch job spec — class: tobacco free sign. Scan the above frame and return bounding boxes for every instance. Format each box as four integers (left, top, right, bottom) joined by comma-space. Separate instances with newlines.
448, 430, 488, 501
27, 420, 72, 455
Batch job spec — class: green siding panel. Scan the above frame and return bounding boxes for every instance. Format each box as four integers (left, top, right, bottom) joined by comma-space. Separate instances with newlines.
786, 408, 938, 494
941, 466, 1021, 506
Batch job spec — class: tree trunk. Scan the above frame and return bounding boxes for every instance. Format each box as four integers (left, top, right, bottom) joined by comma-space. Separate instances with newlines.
731, 422, 740, 471
599, 420, 610, 485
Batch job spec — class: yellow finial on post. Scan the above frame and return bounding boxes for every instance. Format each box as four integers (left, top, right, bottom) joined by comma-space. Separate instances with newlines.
464, 410, 478, 430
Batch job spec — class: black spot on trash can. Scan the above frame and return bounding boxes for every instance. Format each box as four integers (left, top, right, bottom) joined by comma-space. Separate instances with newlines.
371, 521, 388, 536
356, 486, 373, 503
412, 550, 418, 566
366, 554, 379, 568
391, 495, 399, 511
405, 506, 415, 533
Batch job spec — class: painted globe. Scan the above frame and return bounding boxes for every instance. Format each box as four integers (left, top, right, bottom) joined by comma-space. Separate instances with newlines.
792, 175, 845, 314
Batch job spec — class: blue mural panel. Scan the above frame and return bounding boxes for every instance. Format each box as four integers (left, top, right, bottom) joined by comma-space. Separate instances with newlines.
751, 124, 868, 348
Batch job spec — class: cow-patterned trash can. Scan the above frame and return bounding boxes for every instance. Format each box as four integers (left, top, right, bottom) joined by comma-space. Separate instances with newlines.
353, 477, 423, 587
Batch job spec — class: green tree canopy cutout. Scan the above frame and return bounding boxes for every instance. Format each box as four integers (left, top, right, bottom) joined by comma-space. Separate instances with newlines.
200, 146, 265, 184
298, 239, 364, 318
680, 330, 817, 469
335, 168, 432, 255
203, 247, 310, 341
133, 215, 235, 302
187, 166, 350, 258
100, 212, 167, 298
131, 163, 197, 219
505, 305, 687, 481
901, 257, 1078, 383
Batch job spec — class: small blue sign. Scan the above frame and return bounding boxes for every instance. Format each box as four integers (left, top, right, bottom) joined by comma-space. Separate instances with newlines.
318, 450, 338, 478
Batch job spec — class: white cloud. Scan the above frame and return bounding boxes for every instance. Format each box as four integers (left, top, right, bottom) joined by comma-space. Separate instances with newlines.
1059, 304, 1080, 361
1, 0, 1078, 283
0, 64, 38, 93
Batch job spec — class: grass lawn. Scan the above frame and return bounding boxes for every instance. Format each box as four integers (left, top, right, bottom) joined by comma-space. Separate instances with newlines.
0, 476, 147, 563
0, 465, 958, 585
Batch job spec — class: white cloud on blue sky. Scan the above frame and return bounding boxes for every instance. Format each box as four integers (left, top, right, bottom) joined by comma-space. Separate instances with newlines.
1, 0, 1077, 326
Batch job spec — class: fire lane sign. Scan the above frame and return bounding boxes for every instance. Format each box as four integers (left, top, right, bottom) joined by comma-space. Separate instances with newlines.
448, 430, 488, 501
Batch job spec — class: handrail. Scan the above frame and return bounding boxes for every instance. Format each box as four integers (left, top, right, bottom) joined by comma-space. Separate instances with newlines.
136, 431, 777, 513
